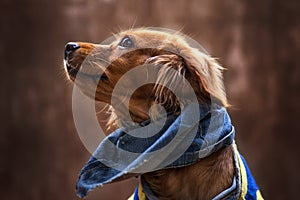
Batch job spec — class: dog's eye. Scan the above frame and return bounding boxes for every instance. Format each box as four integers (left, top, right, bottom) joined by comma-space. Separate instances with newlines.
118, 36, 133, 48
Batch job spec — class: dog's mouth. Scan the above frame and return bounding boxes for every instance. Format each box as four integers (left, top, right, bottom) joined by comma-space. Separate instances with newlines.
65, 61, 108, 82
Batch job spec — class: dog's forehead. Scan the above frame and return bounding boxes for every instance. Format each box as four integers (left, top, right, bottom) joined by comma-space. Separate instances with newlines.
120, 29, 171, 39
117, 29, 189, 49
121, 30, 178, 46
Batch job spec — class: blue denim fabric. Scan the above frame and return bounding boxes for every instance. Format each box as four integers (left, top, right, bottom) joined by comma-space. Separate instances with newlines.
76, 103, 235, 198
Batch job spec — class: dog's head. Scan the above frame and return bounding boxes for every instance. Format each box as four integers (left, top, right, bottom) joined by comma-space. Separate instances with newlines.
64, 28, 227, 125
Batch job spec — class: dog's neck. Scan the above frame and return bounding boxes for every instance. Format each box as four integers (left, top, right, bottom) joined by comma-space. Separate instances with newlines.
129, 98, 153, 123
109, 98, 153, 128
112, 96, 179, 126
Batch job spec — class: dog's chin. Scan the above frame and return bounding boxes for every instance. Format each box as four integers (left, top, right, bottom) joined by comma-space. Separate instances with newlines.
64, 60, 108, 82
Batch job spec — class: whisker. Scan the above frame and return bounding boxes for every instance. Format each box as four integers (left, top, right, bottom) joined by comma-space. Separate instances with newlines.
130, 17, 138, 30
90, 60, 108, 72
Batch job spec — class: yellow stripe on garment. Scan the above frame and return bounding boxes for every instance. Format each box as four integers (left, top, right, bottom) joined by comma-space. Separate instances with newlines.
128, 193, 134, 200
127, 183, 146, 200
233, 143, 248, 200
138, 183, 147, 200
256, 190, 264, 200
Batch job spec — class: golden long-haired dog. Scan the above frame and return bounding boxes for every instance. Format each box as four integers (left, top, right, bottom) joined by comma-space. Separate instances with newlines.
64, 28, 262, 200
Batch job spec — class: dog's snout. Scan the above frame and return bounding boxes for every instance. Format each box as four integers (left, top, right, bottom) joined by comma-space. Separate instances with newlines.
64, 42, 80, 59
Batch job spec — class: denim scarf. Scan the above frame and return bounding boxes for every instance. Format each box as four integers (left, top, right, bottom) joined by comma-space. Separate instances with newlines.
76, 103, 235, 198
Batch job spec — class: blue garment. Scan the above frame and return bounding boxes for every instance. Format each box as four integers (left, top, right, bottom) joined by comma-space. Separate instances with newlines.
75, 103, 260, 199
238, 152, 263, 200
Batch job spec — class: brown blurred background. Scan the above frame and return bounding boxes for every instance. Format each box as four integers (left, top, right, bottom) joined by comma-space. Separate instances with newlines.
1, 0, 299, 199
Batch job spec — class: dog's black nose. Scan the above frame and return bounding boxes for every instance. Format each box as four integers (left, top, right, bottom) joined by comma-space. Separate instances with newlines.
65, 42, 80, 59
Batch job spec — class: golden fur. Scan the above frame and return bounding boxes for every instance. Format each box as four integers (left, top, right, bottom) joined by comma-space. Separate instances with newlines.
64, 28, 234, 200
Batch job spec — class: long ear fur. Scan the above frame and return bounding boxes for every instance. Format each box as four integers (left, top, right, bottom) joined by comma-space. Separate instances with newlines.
180, 47, 228, 107
146, 48, 228, 108
156, 35, 228, 106
145, 54, 186, 112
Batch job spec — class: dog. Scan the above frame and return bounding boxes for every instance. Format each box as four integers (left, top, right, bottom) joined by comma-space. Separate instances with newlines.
64, 28, 263, 200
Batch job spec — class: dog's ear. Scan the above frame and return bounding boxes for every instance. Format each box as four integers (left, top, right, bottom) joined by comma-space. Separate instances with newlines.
145, 48, 228, 107
180, 47, 228, 107
144, 54, 185, 110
